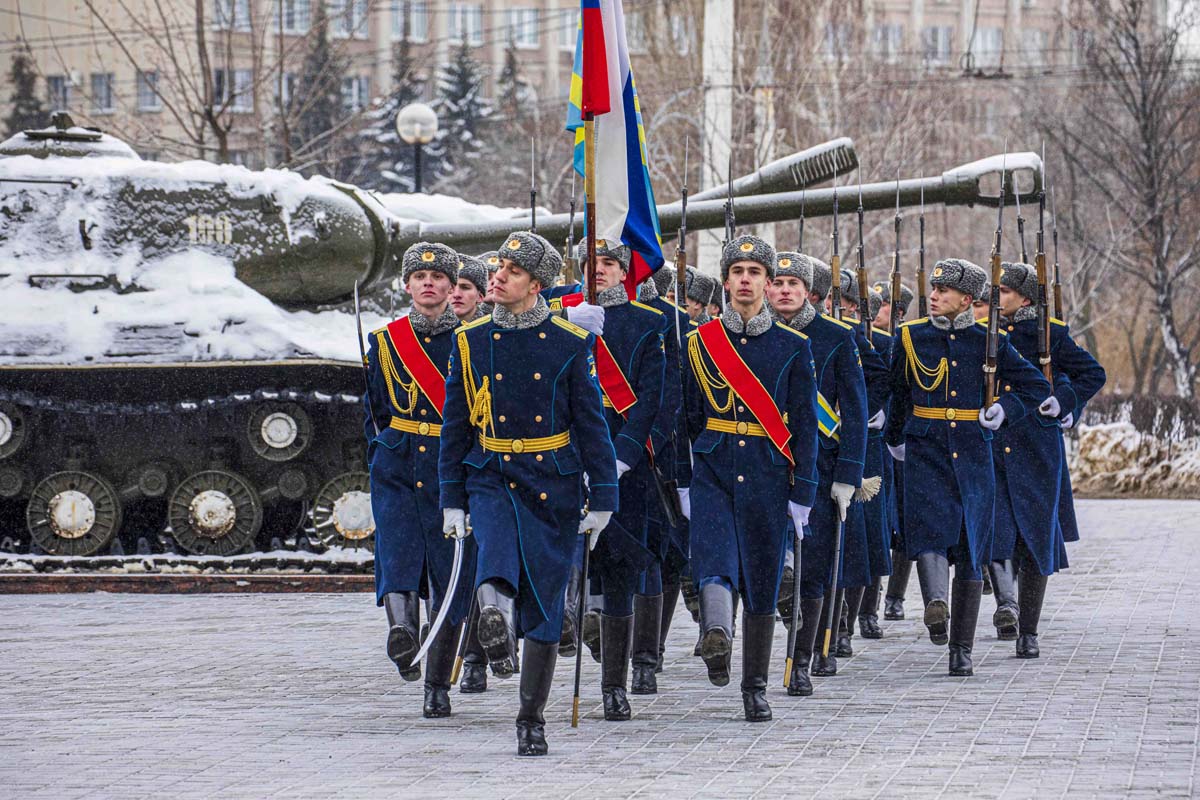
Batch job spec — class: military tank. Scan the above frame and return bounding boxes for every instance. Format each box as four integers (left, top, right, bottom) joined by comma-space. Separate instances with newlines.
0, 112, 1040, 559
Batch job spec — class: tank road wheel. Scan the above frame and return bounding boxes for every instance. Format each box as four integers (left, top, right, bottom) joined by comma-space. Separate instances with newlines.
312, 472, 375, 551
247, 403, 312, 463
168, 470, 263, 556
0, 403, 29, 460
26, 471, 123, 555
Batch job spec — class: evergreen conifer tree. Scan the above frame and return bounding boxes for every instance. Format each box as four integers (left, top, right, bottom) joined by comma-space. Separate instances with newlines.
4, 44, 47, 136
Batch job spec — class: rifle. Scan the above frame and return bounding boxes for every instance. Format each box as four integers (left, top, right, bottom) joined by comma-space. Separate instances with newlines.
529, 139, 538, 234
563, 171, 579, 284
888, 170, 902, 337
1014, 168, 1028, 264
724, 152, 735, 245
1050, 184, 1064, 319
798, 187, 806, 251
829, 166, 843, 321
674, 137, 689, 347
1034, 142, 1052, 381
984, 145, 1008, 406
855, 170, 871, 340
822, 169, 845, 657
917, 184, 928, 318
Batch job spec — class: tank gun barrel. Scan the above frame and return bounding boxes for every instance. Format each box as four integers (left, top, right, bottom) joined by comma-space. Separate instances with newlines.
687, 138, 858, 201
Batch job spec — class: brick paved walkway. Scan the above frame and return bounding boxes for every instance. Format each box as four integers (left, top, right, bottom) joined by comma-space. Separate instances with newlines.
2, 499, 1197, 798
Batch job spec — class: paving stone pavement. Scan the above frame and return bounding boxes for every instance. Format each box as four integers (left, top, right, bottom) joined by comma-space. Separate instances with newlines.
2, 499, 1198, 799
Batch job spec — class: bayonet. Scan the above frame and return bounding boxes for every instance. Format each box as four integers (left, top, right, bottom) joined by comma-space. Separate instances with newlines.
830, 165, 842, 321
530, 139, 538, 233
1014, 168, 1028, 263
1034, 140, 1052, 380
1050, 183, 1063, 318
984, 143, 1008, 406
855, 166, 870, 340
917, 183, 927, 317
889, 168, 903, 337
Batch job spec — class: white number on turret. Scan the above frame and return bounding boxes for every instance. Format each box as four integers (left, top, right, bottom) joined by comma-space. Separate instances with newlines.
184, 213, 234, 245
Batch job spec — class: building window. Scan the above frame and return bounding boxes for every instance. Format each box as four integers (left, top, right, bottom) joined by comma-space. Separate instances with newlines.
974, 26, 1004, 68
278, 72, 297, 109
274, 0, 310, 33
625, 10, 648, 54
47, 75, 70, 109
214, 68, 253, 112
921, 25, 953, 65
341, 75, 370, 112
391, 1, 429, 42
822, 22, 852, 60
1020, 27, 1048, 67
557, 9, 577, 51
448, 3, 483, 45
670, 15, 694, 56
331, 0, 368, 39
507, 8, 539, 49
90, 72, 115, 113
213, 0, 251, 31
872, 24, 903, 63
136, 70, 161, 111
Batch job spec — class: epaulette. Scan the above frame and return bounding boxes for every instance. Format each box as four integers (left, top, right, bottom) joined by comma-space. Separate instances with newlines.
686, 327, 700, 338
551, 315, 589, 338
689, 319, 699, 328
548, 297, 563, 311
872, 327, 892, 338
631, 300, 664, 316
1050, 317, 1067, 327
454, 315, 491, 334
975, 319, 1007, 335
821, 314, 854, 330
899, 317, 929, 328
775, 322, 809, 339
370, 324, 388, 336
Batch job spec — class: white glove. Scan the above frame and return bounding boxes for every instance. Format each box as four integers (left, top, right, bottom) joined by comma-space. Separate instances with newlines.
566, 302, 605, 335
1062, 412, 1074, 429
868, 410, 886, 430
579, 510, 612, 541
979, 402, 1006, 430
788, 501, 811, 535
831, 481, 855, 522
888, 443, 905, 462
615, 459, 631, 480
442, 508, 469, 540
1038, 396, 1061, 418
677, 488, 691, 521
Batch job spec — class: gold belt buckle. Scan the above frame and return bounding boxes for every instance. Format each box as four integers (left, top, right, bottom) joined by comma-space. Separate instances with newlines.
417, 421, 431, 435
511, 438, 526, 454
735, 421, 749, 435
944, 408, 957, 420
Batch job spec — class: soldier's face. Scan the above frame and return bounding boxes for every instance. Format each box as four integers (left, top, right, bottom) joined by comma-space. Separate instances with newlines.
493, 259, 541, 305
449, 278, 481, 319
841, 297, 859, 318
875, 301, 892, 329
929, 285, 971, 318
593, 255, 627, 291
725, 261, 767, 307
685, 297, 705, 319
484, 271, 498, 302
998, 286, 1031, 318
767, 275, 806, 316
406, 270, 452, 309
972, 299, 990, 321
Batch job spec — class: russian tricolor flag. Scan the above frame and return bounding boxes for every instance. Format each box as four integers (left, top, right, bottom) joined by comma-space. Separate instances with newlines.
566, 0, 665, 296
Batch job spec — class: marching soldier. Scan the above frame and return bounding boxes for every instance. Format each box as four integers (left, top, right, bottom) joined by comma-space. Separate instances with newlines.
884, 258, 1050, 676
681, 235, 819, 722
450, 254, 489, 323
873, 282, 914, 334
363, 243, 477, 718
989, 262, 1105, 657
685, 269, 718, 324
767, 253, 869, 693
438, 230, 619, 756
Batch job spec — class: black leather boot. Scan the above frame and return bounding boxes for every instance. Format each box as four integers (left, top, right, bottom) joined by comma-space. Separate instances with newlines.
458, 602, 488, 693
777, 564, 796, 633
787, 597, 823, 696
916, 552, 950, 645
423, 620, 461, 718
837, 588, 864, 657
515, 638, 558, 756
858, 579, 883, 639
885, 553, 912, 620
698, 583, 734, 687
582, 600, 603, 664
657, 583, 680, 673
476, 581, 517, 678
680, 577, 701, 623
987, 559, 1019, 640
630, 594, 662, 695
741, 612, 775, 722
1016, 566, 1048, 659
811, 594, 838, 677
559, 566, 582, 657
982, 567, 993, 595
948, 577, 983, 676
601, 613, 633, 720
383, 591, 421, 681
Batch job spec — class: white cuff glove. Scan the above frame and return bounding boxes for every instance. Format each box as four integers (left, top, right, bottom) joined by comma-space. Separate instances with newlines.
1062, 412, 1074, 429
677, 487, 691, 521
442, 508, 469, 540
579, 510, 612, 548
1038, 396, 1061, 418
831, 481, 855, 522
868, 410, 886, 430
979, 402, 1007, 431
615, 459, 631, 480
887, 443, 906, 462
788, 501, 811, 536
566, 302, 605, 335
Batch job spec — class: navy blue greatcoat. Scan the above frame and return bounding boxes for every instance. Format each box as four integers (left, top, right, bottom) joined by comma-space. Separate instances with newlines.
885, 318, 1052, 568
363, 320, 476, 623
683, 312, 820, 615
439, 311, 619, 643
862, 325, 895, 580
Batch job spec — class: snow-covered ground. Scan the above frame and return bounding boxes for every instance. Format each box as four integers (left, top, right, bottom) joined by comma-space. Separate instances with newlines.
1069, 422, 1200, 498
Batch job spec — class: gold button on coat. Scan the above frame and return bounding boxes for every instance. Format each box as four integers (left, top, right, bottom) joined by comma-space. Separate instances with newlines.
539, 492, 548, 501
416, 481, 424, 488
417, 421, 431, 435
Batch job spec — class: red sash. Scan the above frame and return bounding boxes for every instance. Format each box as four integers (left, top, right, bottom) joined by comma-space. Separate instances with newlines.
554, 291, 585, 309
386, 317, 446, 416
594, 337, 638, 415
696, 320, 794, 467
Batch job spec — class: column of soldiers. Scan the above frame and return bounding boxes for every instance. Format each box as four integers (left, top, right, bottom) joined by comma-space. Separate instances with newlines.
362, 225, 1105, 757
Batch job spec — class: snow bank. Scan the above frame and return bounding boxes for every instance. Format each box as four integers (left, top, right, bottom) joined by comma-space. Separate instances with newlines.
375, 190, 539, 227
1069, 422, 1200, 498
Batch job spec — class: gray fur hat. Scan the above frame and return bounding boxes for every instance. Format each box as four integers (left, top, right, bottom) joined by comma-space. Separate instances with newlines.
687, 271, 718, 306
721, 235, 776, 280
931, 258, 988, 300
838, 269, 861, 305
809, 255, 833, 300
652, 265, 677, 296
874, 280, 915, 316
1000, 261, 1039, 301
478, 251, 502, 273
868, 288, 884, 322
774, 251, 814, 288
402, 242, 459, 284
499, 231, 562, 289
456, 254, 488, 294
575, 238, 631, 272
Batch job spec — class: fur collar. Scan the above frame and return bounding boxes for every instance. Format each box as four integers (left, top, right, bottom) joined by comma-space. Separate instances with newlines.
721, 302, 774, 337
930, 308, 977, 331
491, 295, 550, 330
408, 305, 460, 337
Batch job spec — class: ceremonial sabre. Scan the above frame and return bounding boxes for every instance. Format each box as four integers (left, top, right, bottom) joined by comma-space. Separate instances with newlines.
783, 529, 802, 687
410, 535, 465, 665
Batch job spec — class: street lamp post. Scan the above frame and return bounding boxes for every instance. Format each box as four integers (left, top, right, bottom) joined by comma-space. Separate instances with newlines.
395, 102, 439, 194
